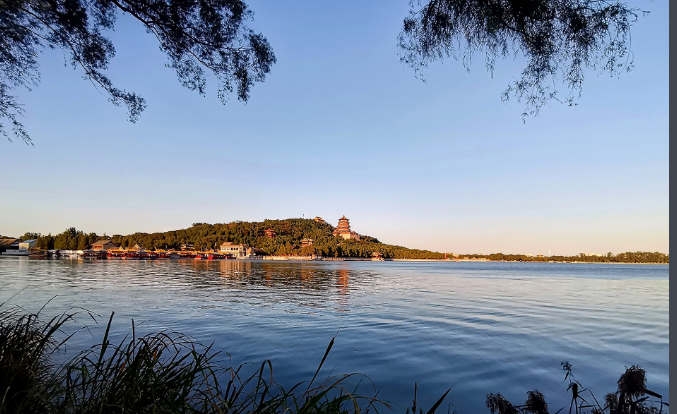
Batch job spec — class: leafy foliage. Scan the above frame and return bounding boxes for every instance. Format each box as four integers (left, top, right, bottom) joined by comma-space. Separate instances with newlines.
27, 222, 669, 263
30, 219, 447, 258
0, 0, 275, 144
398, 0, 642, 117
109, 219, 448, 259
34, 227, 100, 250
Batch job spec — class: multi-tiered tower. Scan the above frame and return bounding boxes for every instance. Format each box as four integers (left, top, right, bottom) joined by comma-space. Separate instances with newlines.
333, 216, 361, 241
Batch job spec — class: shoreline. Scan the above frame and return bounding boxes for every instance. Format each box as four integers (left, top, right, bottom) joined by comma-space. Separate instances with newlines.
1, 256, 666, 265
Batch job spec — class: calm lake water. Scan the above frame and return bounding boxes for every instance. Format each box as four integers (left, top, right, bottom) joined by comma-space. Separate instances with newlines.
0, 258, 669, 412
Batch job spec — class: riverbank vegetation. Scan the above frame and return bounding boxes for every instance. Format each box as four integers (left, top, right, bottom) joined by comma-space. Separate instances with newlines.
0, 306, 668, 414
460, 252, 669, 264
13, 221, 669, 263
0, 306, 436, 414
24, 220, 448, 259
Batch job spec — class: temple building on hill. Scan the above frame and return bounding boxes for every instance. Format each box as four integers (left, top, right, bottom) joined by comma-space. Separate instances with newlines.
313, 217, 326, 224
300, 238, 314, 247
333, 216, 361, 241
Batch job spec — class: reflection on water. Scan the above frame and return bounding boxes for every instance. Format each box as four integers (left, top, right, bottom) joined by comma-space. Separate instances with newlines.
166, 260, 363, 311
177, 260, 354, 290
0, 259, 669, 413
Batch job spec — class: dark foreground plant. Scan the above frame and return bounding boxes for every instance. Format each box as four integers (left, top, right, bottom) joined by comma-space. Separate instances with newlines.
485, 362, 668, 414
0, 305, 77, 413
0, 307, 447, 414
0, 305, 668, 414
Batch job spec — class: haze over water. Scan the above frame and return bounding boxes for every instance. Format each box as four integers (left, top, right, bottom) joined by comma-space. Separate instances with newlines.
0, 258, 668, 413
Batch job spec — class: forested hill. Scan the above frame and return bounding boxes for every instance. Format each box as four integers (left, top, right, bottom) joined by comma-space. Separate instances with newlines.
29, 219, 447, 259
22, 221, 669, 262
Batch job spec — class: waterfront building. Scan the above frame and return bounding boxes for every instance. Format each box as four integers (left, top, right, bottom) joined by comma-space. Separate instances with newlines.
18, 239, 36, 250
220, 242, 248, 258
371, 251, 384, 261
91, 240, 119, 251
181, 243, 194, 251
0, 238, 25, 255
333, 216, 361, 241
0, 238, 20, 253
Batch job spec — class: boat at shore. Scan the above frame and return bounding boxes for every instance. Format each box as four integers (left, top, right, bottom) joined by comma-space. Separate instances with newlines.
82, 249, 105, 259
59, 250, 81, 259
29, 248, 48, 258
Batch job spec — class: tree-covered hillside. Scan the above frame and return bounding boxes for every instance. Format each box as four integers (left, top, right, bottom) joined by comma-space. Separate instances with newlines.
30, 219, 447, 259
24, 221, 669, 263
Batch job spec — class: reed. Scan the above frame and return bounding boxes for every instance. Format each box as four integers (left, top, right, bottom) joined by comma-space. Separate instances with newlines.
0, 306, 667, 414
0, 305, 78, 413
485, 362, 667, 414
0, 307, 426, 414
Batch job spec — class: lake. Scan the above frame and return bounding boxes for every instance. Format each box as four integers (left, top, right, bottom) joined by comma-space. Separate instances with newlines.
0, 258, 669, 413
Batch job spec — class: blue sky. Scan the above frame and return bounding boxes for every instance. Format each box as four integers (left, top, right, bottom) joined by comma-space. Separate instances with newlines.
0, 0, 669, 255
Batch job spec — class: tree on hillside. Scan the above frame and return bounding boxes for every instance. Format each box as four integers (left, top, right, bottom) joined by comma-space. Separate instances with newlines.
1, 0, 275, 144
398, 0, 641, 117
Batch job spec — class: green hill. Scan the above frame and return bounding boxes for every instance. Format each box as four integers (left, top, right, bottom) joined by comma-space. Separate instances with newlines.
31, 219, 447, 259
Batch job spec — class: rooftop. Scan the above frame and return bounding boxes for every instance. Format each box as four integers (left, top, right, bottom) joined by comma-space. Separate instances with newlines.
0, 238, 19, 247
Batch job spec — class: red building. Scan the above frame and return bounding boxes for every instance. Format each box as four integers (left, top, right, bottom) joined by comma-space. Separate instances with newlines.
333, 216, 361, 241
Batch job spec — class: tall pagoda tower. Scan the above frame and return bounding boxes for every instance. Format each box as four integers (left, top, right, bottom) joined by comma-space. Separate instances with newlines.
333, 216, 360, 240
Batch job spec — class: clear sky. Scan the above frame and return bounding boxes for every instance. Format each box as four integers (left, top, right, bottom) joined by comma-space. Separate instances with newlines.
0, 0, 669, 256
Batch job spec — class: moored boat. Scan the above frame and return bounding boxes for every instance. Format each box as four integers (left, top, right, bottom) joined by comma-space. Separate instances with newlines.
107, 249, 126, 259
29, 248, 48, 258
59, 250, 81, 259
125, 249, 140, 260
82, 249, 104, 259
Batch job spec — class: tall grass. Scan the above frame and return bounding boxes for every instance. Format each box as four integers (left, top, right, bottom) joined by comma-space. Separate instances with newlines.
0, 307, 433, 414
485, 362, 668, 414
0, 306, 667, 414
0, 305, 76, 413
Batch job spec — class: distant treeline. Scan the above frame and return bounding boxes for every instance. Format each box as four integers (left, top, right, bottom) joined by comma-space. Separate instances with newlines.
22, 219, 447, 259
460, 252, 669, 264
